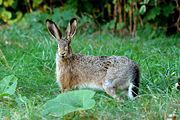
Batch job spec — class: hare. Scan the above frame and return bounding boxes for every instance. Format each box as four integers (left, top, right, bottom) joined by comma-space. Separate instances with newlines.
46, 18, 140, 100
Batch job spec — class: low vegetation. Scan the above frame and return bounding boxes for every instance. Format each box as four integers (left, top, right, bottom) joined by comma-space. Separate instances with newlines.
0, 16, 179, 119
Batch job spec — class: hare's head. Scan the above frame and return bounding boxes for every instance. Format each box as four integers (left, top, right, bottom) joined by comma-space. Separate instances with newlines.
46, 18, 77, 58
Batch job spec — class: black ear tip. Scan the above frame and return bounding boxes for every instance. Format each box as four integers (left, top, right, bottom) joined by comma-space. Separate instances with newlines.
70, 18, 77, 24
46, 19, 54, 24
46, 19, 50, 23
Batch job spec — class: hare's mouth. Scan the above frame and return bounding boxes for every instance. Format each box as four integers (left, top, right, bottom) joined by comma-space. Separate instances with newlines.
60, 52, 67, 58
61, 55, 65, 58
60, 54, 67, 58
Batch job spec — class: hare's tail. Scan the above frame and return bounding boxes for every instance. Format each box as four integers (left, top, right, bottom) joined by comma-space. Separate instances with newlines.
128, 66, 140, 99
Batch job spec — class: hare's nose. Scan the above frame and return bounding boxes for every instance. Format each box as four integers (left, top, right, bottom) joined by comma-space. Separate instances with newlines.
61, 53, 65, 56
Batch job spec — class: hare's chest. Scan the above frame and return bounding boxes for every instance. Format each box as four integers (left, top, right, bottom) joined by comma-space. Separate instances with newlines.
57, 67, 72, 90
59, 66, 71, 79
56, 61, 72, 86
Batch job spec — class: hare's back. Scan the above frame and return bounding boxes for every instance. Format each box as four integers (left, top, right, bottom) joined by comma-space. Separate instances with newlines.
72, 54, 136, 70
71, 54, 138, 87
109, 56, 138, 75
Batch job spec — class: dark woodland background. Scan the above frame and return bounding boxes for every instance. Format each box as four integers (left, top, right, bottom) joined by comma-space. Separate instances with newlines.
0, 0, 179, 36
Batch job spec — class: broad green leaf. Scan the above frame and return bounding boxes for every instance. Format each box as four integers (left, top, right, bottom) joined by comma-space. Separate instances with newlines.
113, 0, 116, 4
0, 75, 12, 92
5, 78, 17, 95
144, 0, 149, 4
32, 0, 43, 8
3, 0, 14, 7
7, 11, 23, 24
0, 9, 12, 22
0, 75, 18, 97
42, 90, 96, 117
0, 0, 2, 5
139, 5, 146, 15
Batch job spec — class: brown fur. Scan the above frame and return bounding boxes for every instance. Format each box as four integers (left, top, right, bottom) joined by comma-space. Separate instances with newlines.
46, 18, 140, 100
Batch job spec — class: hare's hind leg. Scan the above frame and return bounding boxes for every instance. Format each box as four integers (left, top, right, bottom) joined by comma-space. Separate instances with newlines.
124, 82, 138, 100
127, 66, 140, 99
103, 80, 122, 101
127, 83, 134, 99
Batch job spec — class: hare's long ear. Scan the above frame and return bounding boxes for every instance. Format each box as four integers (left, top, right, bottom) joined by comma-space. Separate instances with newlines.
46, 19, 62, 40
66, 18, 77, 40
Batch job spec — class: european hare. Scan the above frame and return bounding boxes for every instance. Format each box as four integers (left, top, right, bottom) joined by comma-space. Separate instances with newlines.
46, 18, 140, 100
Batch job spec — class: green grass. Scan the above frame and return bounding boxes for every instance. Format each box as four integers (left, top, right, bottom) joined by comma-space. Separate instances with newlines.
0, 21, 179, 120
